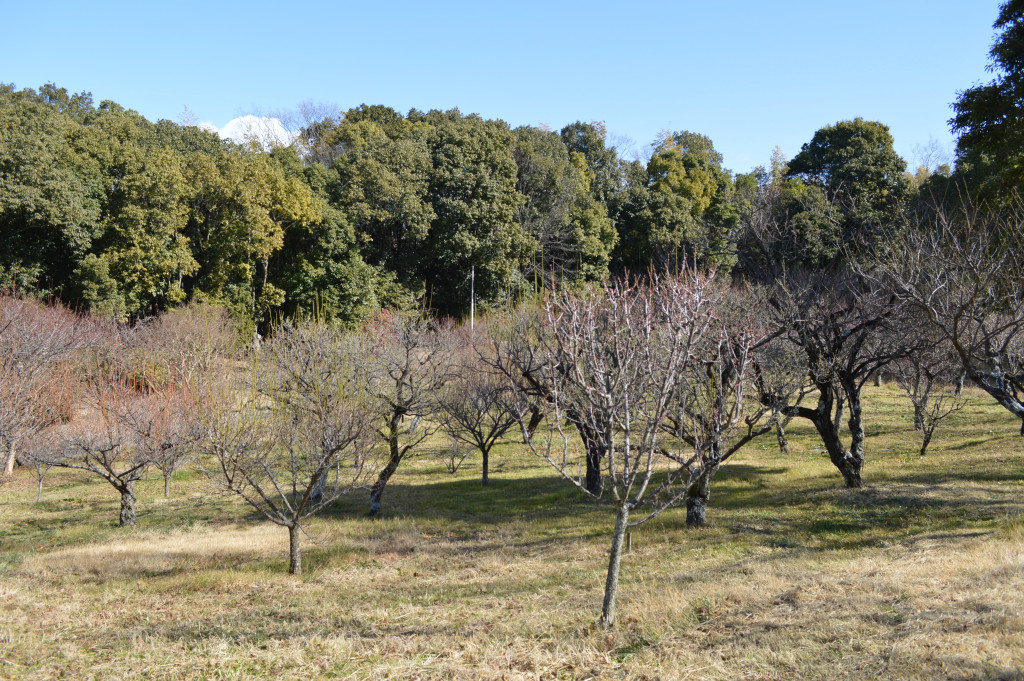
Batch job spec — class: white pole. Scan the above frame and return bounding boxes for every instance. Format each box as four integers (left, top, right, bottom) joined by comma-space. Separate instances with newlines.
470, 265, 475, 331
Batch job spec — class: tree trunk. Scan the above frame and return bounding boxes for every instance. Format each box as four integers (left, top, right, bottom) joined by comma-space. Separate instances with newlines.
598, 504, 630, 629
585, 447, 602, 495
369, 416, 404, 517
369, 456, 400, 517
808, 385, 864, 489
686, 458, 721, 528
567, 412, 604, 495
832, 393, 845, 434
775, 424, 789, 454
913, 404, 925, 431
3, 441, 15, 477
842, 384, 866, 489
965, 367, 1024, 436
919, 428, 934, 457
37, 475, 44, 504
288, 523, 302, 575
163, 471, 172, 498
525, 406, 544, 439
310, 474, 325, 504
119, 481, 137, 527
481, 448, 489, 486
874, 371, 883, 387
837, 455, 863, 488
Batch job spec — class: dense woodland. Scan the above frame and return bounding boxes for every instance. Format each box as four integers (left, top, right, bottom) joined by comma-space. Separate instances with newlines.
4, 0, 1024, 632
0, 75, 935, 328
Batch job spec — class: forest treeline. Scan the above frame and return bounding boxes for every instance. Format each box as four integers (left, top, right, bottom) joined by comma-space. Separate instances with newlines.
0, 71, 985, 331
6, 2, 1024, 330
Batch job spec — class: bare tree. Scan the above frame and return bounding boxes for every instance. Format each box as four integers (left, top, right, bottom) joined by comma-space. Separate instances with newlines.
890, 331, 967, 456
21, 428, 60, 504
512, 273, 718, 628
364, 311, 455, 517
435, 342, 519, 485
661, 287, 794, 526
126, 303, 238, 496
132, 302, 240, 388
484, 306, 607, 495
874, 201, 1024, 434
40, 375, 153, 526
434, 435, 472, 475
126, 389, 201, 498
0, 294, 99, 478
765, 271, 910, 488
200, 320, 378, 574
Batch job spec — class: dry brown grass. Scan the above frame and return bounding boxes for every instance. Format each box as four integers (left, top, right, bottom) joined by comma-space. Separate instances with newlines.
1, 385, 1023, 680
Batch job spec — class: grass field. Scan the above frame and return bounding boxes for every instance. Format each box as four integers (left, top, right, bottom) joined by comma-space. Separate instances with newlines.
1, 385, 1023, 680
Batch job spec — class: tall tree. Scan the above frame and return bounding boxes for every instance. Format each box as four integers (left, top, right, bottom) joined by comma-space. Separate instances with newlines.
616, 131, 739, 272
786, 118, 909, 257
417, 109, 532, 315
512, 126, 616, 287
183, 146, 318, 327
951, 0, 1024, 199
77, 107, 197, 319
560, 121, 622, 207
269, 146, 382, 326
0, 86, 102, 292
328, 107, 435, 300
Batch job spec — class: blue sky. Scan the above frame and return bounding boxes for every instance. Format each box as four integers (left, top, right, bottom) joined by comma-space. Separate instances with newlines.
2, 0, 1003, 173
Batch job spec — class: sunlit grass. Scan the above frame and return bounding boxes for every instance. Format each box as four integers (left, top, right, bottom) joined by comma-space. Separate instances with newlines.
1, 384, 1022, 679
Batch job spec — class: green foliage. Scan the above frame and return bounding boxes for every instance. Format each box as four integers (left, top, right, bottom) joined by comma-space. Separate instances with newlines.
513, 126, 616, 286
560, 120, 622, 206
328, 106, 435, 300
418, 109, 532, 315
951, 1, 1024, 200
271, 150, 384, 326
0, 82, 931, 330
82, 111, 197, 319
616, 131, 738, 271
0, 86, 102, 294
786, 118, 909, 256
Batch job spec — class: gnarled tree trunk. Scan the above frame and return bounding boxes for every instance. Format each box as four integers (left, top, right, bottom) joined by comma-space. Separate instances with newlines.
370, 414, 404, 517
685, 449, 722, 527
119, 480, 137, 527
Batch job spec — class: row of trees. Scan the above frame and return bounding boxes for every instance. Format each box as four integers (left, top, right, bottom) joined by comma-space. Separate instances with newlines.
4, 192, 1022, 624
3, 80, 931, 330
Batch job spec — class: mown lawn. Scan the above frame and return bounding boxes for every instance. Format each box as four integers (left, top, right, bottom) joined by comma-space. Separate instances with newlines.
1, 384, 1022, 680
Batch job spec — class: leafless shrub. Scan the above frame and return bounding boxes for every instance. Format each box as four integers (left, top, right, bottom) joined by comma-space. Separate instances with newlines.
434, 436, 472, 475
889, 330, 968, 456
435, 342, 519, 485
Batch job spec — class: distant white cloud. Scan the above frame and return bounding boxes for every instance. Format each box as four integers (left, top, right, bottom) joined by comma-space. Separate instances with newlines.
211, 115, 297, 149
